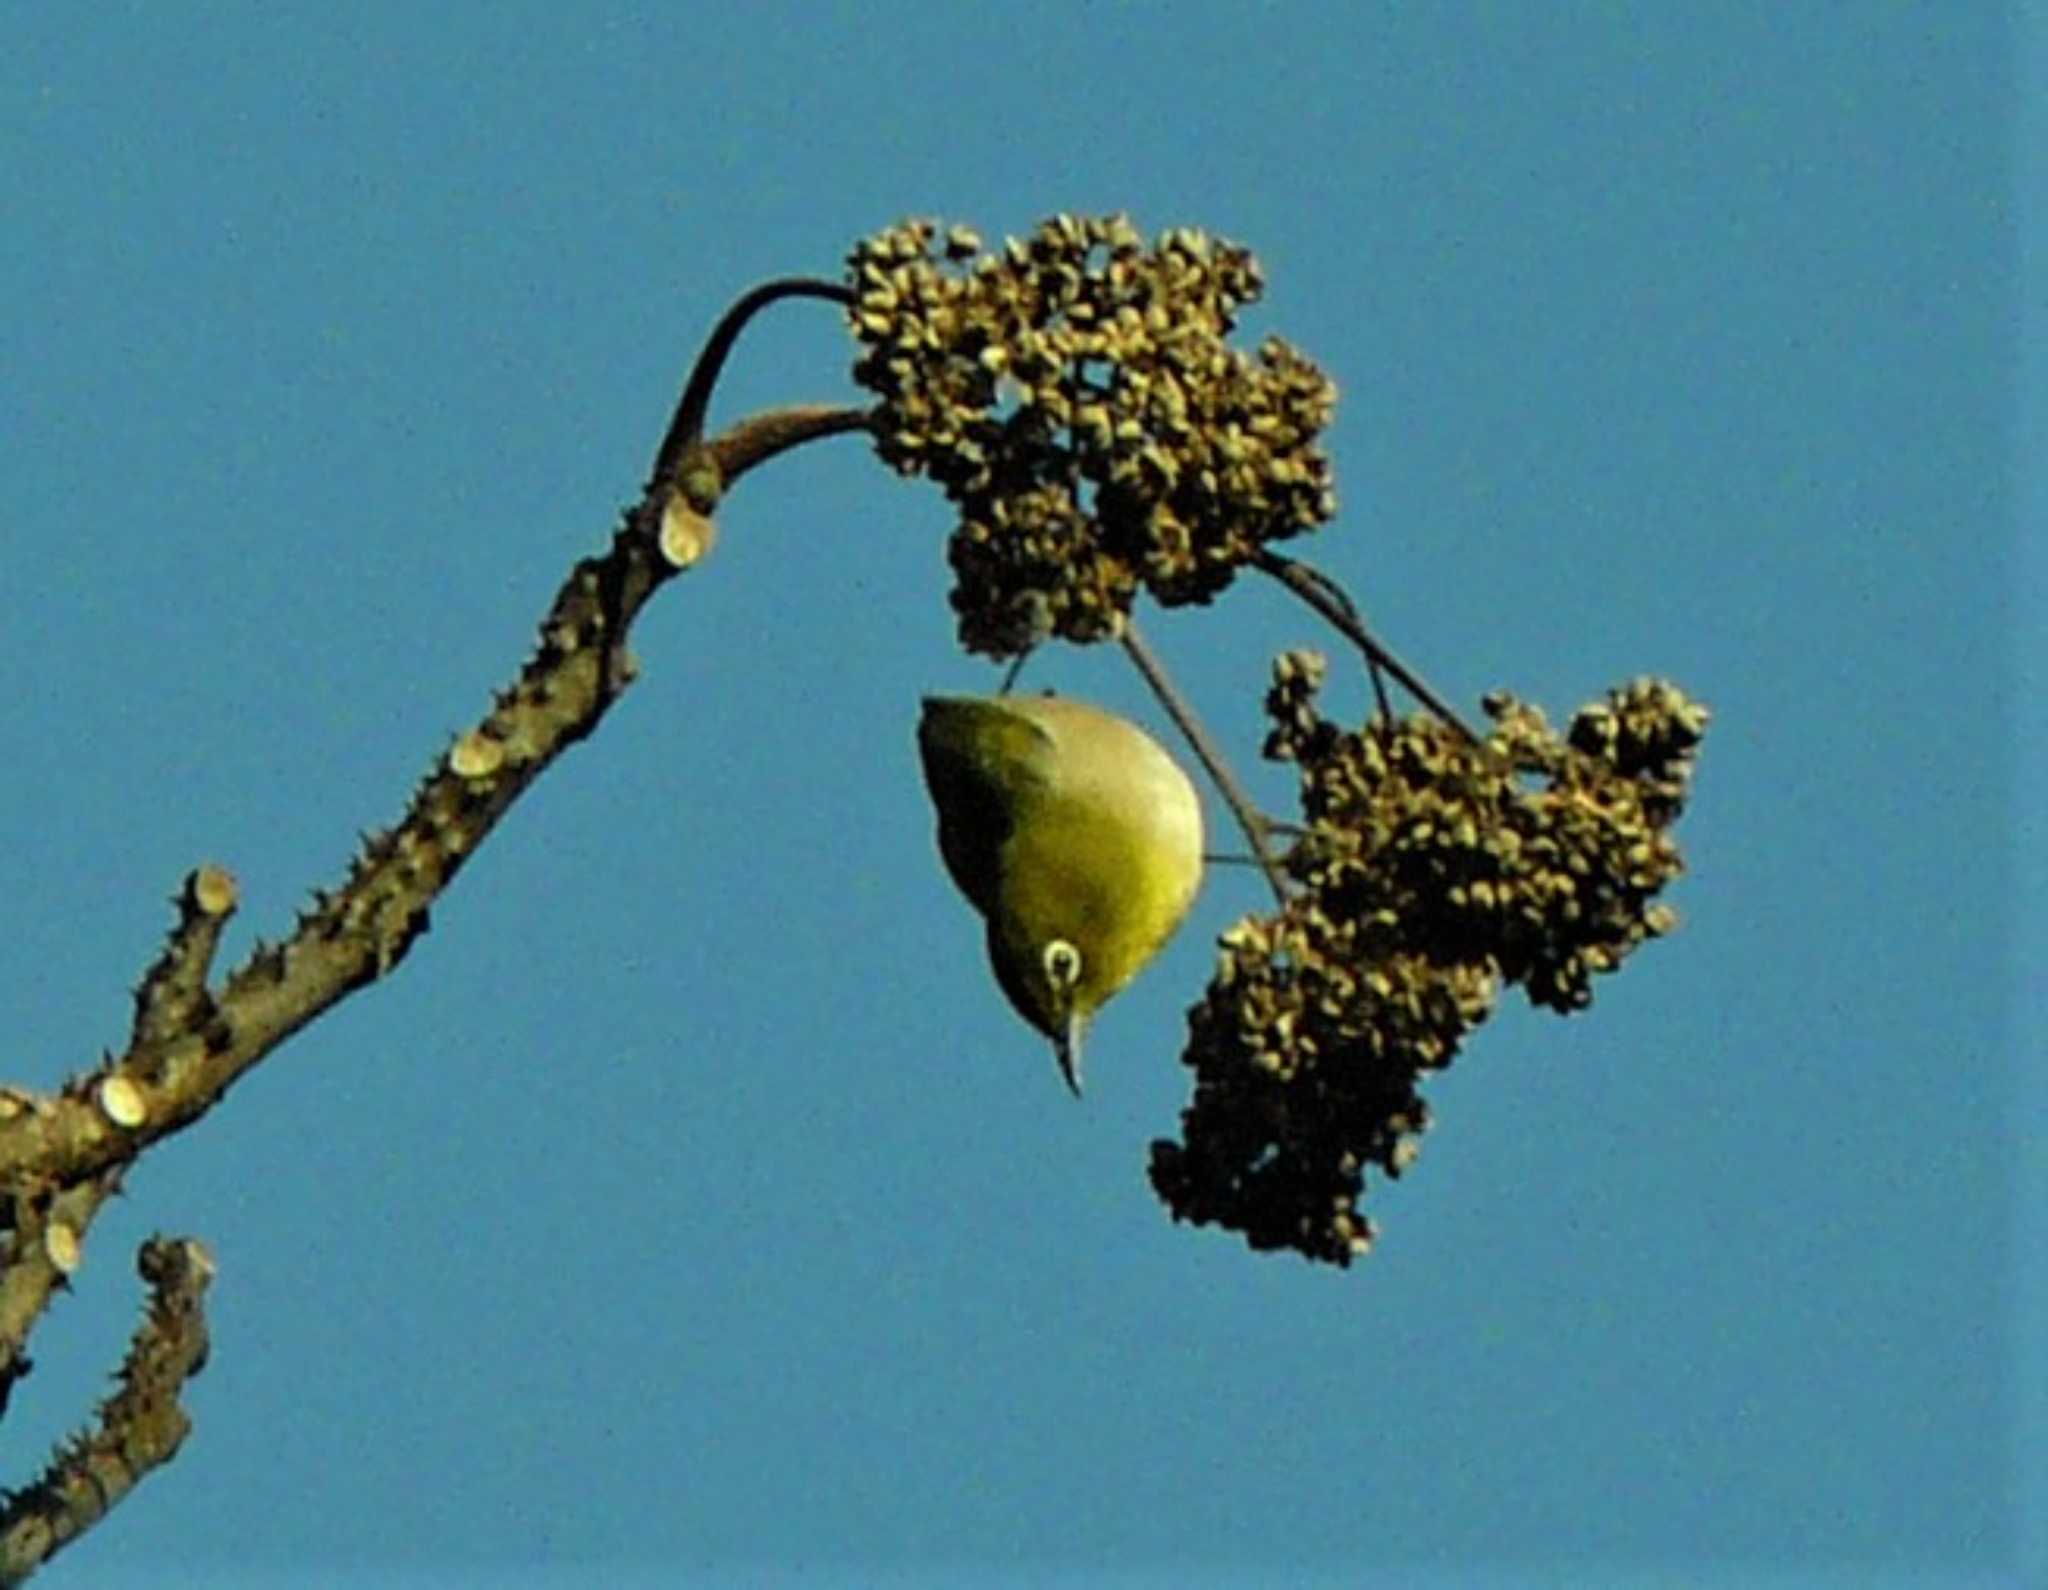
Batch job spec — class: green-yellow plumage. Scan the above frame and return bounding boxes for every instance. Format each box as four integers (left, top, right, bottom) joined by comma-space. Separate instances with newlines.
917, 694, 1204, 1094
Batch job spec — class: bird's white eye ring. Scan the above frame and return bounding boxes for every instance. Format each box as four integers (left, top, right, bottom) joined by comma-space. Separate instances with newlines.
1043, 938, 1082, 989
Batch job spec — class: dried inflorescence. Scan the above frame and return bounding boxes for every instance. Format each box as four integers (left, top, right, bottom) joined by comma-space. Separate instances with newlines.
1151, 653, 1709, 1265
847, 214, 1338, 657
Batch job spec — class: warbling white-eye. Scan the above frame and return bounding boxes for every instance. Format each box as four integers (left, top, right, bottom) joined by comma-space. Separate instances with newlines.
917, 694, 1204, 1094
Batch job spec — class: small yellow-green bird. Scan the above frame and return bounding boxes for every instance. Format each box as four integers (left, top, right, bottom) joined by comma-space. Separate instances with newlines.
917, 694, 1204, 1095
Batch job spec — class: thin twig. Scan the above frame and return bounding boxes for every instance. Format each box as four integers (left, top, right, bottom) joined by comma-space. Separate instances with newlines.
650, 278, 856, 491
1253, 550, 1482, 744
705, 404, 872, 481
1120, 621, 1290, 909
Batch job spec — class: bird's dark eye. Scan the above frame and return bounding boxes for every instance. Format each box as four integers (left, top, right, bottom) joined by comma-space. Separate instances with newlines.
1043, 938, 1082, 989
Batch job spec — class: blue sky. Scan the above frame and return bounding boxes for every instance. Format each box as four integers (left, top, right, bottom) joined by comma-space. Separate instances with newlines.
3, 4, 2036, 1586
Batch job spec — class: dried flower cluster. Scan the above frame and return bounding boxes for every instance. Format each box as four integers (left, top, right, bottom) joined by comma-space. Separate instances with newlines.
847, 214, 1338, 657
1151, 653, 1709, 1265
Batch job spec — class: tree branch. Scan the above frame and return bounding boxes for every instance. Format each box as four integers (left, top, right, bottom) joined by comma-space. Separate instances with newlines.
1254, 550, 1481, 744
0, 401, 869, 1194
0, 1237, 214, 1586
648, 278, 857, 492
0, 400, 871, 1414
0, 1177, 122, 1424
1120, 621, 1290, 908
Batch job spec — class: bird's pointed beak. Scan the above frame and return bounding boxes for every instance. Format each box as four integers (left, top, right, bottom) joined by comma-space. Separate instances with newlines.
1055, 1013, 1085, 1097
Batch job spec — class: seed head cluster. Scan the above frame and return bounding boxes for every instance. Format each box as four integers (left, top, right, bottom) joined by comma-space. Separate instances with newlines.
1150, 653, 1709, 1265
847, 215, 1338, 657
